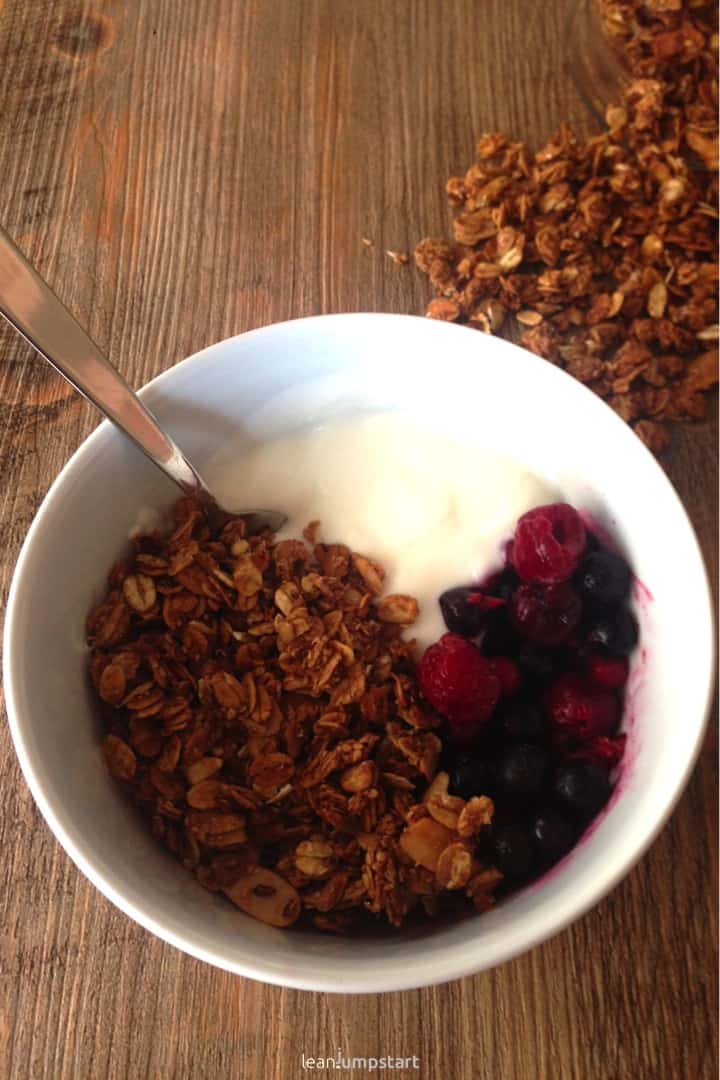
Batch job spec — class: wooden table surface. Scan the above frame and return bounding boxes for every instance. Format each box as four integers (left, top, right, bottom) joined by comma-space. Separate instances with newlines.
0, 2, 717, 1077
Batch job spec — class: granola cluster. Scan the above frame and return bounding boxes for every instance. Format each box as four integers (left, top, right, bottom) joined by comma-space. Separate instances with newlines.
415, 0, 718, 454
90, 499, 502, 932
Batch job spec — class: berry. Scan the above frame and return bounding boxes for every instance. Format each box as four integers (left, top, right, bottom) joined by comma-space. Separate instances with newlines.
585, 608, 639, 656
418, 633, 500, 728
495, 743, 549, 802
532, 809, 576, 860
466, 592, 508, 611
481, 610, 520, 657
489, 657, 521, 696
546, 673, 619, 739
554, 761, 612, 819
446, 717, 487, 745
587, 655, 629, 689
448, 756, 492, 800
515, 644, 573, 686
568, 734, 626, 769
499, 701, 546, 741
509, 582, 582, 645
511, 503, 587, 584
577, 550, 632, 607
425, 500, 636, 886
482, 568, 521, 601
584, 530, 603, 552
439, 586, 487, 637
492, 824, 535, 879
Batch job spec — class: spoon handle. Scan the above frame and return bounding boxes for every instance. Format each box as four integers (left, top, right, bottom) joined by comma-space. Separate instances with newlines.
0, 225, 210, 500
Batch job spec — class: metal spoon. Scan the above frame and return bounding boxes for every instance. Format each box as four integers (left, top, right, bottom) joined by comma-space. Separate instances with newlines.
0, 225, 286, 534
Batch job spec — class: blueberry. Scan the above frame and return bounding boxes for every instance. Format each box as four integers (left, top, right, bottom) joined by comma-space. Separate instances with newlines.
554, 761, 611, 819
481, 610, 521, 657
585, 608, 639, 656
531, 808, 576, 860
437, 739, 460, 774
515, 643, 572, 685
448, 756, 491, 800
584, 531, 603, 552
492, 824, 535, 879
439, 586, 486, 637
499, 701, 546, 742
495, 743, 549, 802
577, 550, 632, 607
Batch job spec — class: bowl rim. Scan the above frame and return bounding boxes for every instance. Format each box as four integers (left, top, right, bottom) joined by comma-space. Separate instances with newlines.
3, 312, 716, 992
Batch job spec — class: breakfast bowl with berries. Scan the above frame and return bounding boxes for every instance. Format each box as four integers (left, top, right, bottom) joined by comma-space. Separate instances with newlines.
4, 313, 714, 991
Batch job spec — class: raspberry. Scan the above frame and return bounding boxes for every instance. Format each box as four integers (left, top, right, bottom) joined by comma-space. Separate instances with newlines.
481, 568, 520, 600
509, 581, 582, 645
568, 734, 627, 769
512, 503, 587, 584
546, 673, 619, 740
587, 655, 629, 689
466, 592, 507, 611
418, 633, 500, 729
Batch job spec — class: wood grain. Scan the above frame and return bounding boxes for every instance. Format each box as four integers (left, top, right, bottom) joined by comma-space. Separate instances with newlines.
0, 2, 716, 1078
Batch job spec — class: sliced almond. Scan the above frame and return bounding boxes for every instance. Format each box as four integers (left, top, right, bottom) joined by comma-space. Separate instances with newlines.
398, 817, 455, 872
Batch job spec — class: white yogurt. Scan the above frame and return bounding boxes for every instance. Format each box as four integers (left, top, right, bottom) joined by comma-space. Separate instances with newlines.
128, 506, 163, 539
213, 413, 557, 651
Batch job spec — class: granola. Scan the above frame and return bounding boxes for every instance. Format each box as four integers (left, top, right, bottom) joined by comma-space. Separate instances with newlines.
414, 0, 718, 454
89, 498, 502, 931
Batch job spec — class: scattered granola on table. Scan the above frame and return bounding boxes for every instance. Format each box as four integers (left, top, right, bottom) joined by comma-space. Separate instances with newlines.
414, 0, 718, 455
90, 498, 503, 932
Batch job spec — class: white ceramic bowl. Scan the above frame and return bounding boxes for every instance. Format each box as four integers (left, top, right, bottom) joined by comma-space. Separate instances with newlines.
4, 314, 714, 992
